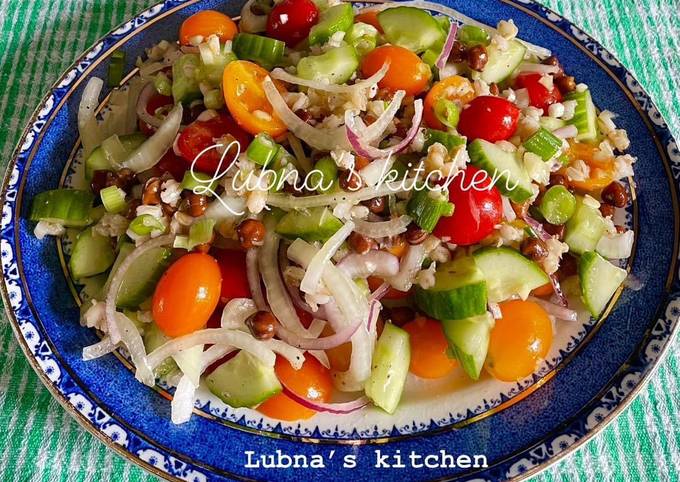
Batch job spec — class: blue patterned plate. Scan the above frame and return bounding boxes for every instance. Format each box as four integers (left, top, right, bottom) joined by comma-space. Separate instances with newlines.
2, 0, 678, 480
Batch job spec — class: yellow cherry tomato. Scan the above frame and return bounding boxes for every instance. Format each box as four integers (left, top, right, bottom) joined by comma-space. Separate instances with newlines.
403, 317, 457, 379
423, 75, 475, 129
361, 45, 432, 96
179, 10, 238, 46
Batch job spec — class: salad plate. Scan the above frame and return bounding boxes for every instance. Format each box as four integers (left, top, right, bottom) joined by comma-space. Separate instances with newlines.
1, 0, 678, 481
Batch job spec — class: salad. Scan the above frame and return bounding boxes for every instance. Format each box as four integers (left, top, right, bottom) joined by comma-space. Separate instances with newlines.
29, 0, 637, 424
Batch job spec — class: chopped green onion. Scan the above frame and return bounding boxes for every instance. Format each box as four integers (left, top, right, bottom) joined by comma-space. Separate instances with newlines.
424, 129, 466, 153
154, 72, 172, 96
523, 127, 564, 161
204, 89, 225, 110
173, 235, 190, 250
232, 33, 285, 70
406, 188, 455, 232
247, 133, 280, 166
188, 218, 216, 249
308, 156, 338, 194
107, 50, 126, 87
539, 185, 576, 225
434, 98, 461, 129
458, 25, 491, 47
100, 185, 127, 214
345, 22, 378, 56
30, 189, 94, 227
129, 214, 165, 236
180, 171, 218, 196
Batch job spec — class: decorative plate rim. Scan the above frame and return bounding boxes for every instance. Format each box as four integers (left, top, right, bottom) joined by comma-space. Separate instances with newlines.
1, 0, 678, 481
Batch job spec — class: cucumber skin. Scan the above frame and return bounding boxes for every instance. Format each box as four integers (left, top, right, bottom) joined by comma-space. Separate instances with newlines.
441, 313, 493, 381
364, 323, 410, 414
297, 45, 359, 85
85, 133, 147, 179
377, 6, 443, 53
480, 40, 526, 84
578, 251, 627, 317
69, 228, 116, 280
564, 90, 598, 142
415, 281, 487, 321
564, 198, 606, 255
116, 246, 173, 309
275, 207, 343, 242
143, 323, 177, 377
309, 4, 354, 46
30, 189, 94, 228
468, 139, 534, 202
473, 246, 549, 302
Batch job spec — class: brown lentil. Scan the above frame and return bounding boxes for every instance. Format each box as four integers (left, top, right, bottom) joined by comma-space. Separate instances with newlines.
186, 192, 209, 217
339, 169, 363, 192
466, 45, 488, 72
615, 225, 627, 234
142, 177, 162, 205
489, 83, 500, 96
555, 75, 576, 94
599, 202, 616, 218
543, 222, 565, 239
125, 199, 141, 220
450, 40, 467, 63
542, 55, 564, 77
295, 109, 314, 125
549, 173, 570, 189
556, 253, 578, 280
90, 170, 116, 195
362, 196, 386, 215
521, 238, 548, 261
237, 218, 266, 249
246, 311, 276, 340
405, 223, 428, 245
348, 231, 376, 255
601, 181, 628, 208
385, 306, 416, 327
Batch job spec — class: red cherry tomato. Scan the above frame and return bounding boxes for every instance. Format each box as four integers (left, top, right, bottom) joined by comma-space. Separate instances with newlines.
214, 249, 251, 303
176, 112, 251, 174
515, 73, 562, 114
457, 96, 520, 142
154, 150, 187, 181
433, 166, 502, 245
266, 0, 319, 47
138, 93, 173, 136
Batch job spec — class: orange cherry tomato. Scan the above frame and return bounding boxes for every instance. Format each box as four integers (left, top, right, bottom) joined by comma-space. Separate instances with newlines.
361, 45, 432, 96
485, 300, 553, 382
258, 355, 333, 421
179, 10, 238, 45
423, 75, 475, 129
152, 253, 222, 337
223, 60, 288, 137
367, 276, 409, 300
531, 282, 554, 297
321, 325, 352, 372
386, 237, 407, 258
355, 10, 383, 32
562, 140, 616, 192
403, 317, 457, 379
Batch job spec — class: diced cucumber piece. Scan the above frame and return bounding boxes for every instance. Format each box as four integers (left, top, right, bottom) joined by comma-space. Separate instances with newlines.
564, 197, 607, 255
309, 4, 354, 46
539, 116, 566, 131
233, 33, 285, 70
247, 133, 280, 166
539, 185, 576, 225
173, 345, 204, 387
458, 25, 491, 47
473, 246, 549, 302
106, 242, 173, 309
405, 188, 454, 232
69, 228, 115, 280
565, 89, 598, 142
579, 251, 627, 317
30, 189, 94, 227
424, 129, 466, 153
206, 351, 281, 408
297, 45, 359, 85
172, 53, 202, 104
345, 22, 378, 56
468, 139, 534, 202
143, 322, 177, 377
364, 323, 410, 414
308, 156, 338, 194
378, 6, 442, 53
480, 39, 526, 84
275, 207, 343, 242
414, 256, 487, 320
85, 133, 147, 179
442, 313, 493, 380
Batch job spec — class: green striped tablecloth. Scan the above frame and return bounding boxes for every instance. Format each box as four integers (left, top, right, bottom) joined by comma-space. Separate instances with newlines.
0, 1, 678, 480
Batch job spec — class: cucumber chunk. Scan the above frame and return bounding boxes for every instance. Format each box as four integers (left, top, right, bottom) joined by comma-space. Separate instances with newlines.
206, 351, 281, 408
297, 45, 359, 85
442, 313, 493, 380
378, 6, 443, 53
480, 39, 526, 84
364, 323, 410, 414
579, 251, 627, 317
85, 133, 147, 179
143, 323, 177, 377
309, 4, 354, 46
172, 53, 202, 104
473, 246, 549, 302
565, 89, 598, 142
69, 228, 116, 280
414, 256, 487, 320
468, 139, 534, 202
233, 33, 285, 70
345, 22, 378, 56
564, 197, 606, 255
275, 206, 343, 242
539, 185, 576, 225
30, 189, 94, 227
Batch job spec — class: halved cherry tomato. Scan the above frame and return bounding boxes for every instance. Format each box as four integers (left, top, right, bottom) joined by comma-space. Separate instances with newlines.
531, 282, 554, 297
457, 96, 520, 142
361, 45, 432, 96
434, 166, 502, 245
515, 73, 562, 114
214, 249, 251, 303
258, 355, 333, 421
266, 0, 319, 47
367, 276, 409, 300
485, 300, 553, 382
321, 324, 351, 372
138, 93, 173, 136
385, 236, 407, 258
223, 60, 288, 137
294, 306, 314, 329
179, 10, 238, 45
152, 253, 222, 337
154, 150, 187, 181
423, 75, 475, 130
176, 111, 252, 174
403, 317, 457, 379
561, 140, 616, 192
355, 10, 383, 32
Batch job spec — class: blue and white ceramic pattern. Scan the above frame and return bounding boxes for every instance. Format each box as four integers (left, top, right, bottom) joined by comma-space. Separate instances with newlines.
1, 0, 678, 480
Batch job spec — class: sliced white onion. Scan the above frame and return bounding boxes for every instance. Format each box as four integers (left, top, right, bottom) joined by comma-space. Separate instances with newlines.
105, 235, 175, 344
78, 77, 104, 157
436, 23, 459, 70
122, 104, 183, 172
388, 243, 427, 292
553, 125, 579, 139
136, 82, 164, 128
300, 220, 354, 294
369, 281, 391, 301
221, 298, 258, 330
360, 156, 394, 187
263, 77, 349, 151
362, 90, 405, 143
488, 302, 502, 319
275, 316, 361, 350
528, 295, 578, 321
366, 299, 381, 331
595, 230, 634, 259
266, 181, 408, 209
82, 336, 116, 361
281, 383, 370, 414
337, 251, 400, 279
287, 133, 313, 173
353, 215, 411, 238
171, 375, 197, 424
114, 312, 155, 386
518, 63, 561, 75
246, 248, 268, 310
501, 196, 516, 222
261, 338, 306, 369
270, 63, 389, 94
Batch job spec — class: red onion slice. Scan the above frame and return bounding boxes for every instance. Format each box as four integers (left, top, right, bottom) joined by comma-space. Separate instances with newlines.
522, 213, 553, 242
549, 273, 568, 307
529, 295, 576, 321
280, 384, 370, 414
366, 299, 381, 331
369, 282, 390, 302
435, 23, 459, 70
275, 317, 361, 350
136, 82, 164, 128
246, 248, 268, 311
345, 99, 424, 160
